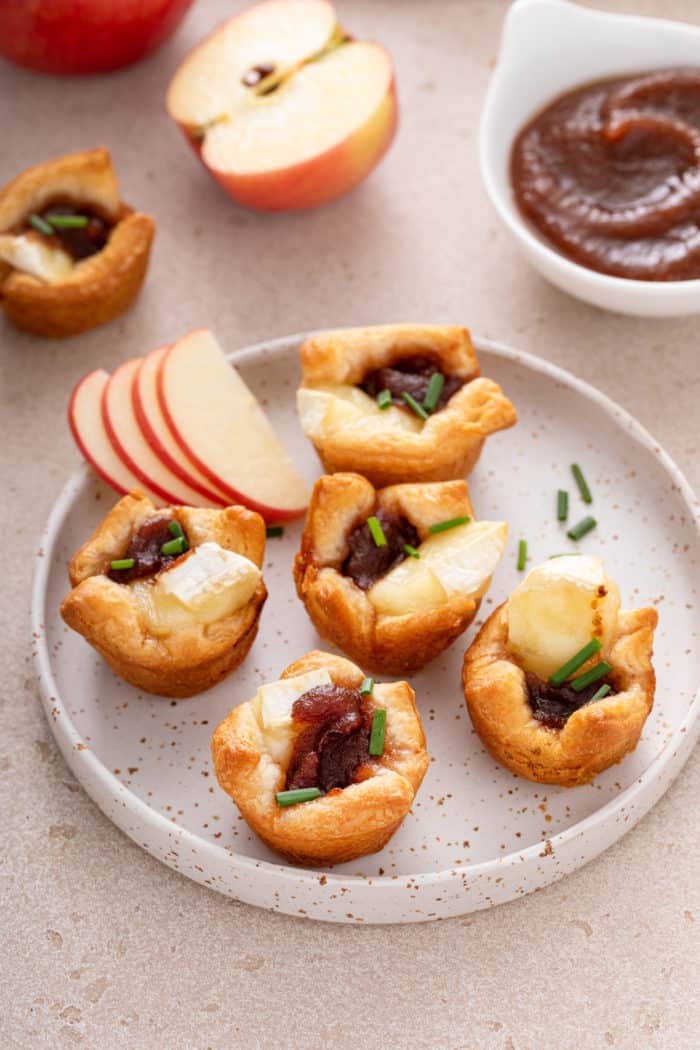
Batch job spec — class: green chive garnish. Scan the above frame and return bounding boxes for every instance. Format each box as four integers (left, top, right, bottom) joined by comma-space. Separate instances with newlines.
168, 519, 189, 550
517, 539, 527, 571
404, 544, 420, 558
423, 372, 445, 412
590, 683, 612, 702
266, 525, 284, 538
571, 661, 612, 693
567, 516, 597, 541
161, 536, 185, 556
550, 638, 602, 686
275, 787, 323, 807
557, 489, 569, 522
571, 463, 593, 504
401, 391, 429, 421
360, 676, 374, 695
377, 389, 392, 410
110, 558, 135, 571
368, 709, 387, 756
367, 516, 387, 547
29, 214, 53, 235
47, 214, 89, 229
428, 515, 471, 534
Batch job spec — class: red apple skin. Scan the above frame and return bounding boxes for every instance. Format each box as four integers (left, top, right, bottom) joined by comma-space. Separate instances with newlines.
0, 0, 194, 76
156, 341, 306, 522
68, 371, 129, 496
176, 57, 398, 212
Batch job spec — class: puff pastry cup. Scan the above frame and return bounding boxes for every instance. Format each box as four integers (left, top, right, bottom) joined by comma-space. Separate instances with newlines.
0, 148, 154, 338
294, 472, 507, 676
60, 491, 267, 698
211, 650, 429, 865
462, 556, 658, 786
297, 324, 517, 487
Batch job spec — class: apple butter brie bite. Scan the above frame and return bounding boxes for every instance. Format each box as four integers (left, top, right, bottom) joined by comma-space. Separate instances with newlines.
294, 473, 507, 676
60, 491, 267, 698
211, 650, 429, 865
462, 555, 658, 786
297, 324, 517, 487
0, 147, 154, 338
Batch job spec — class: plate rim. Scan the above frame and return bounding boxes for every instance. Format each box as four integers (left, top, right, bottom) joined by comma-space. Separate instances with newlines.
32, 332, 700, 908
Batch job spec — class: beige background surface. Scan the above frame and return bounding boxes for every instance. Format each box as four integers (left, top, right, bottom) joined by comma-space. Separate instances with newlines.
2, 1, 699, 1048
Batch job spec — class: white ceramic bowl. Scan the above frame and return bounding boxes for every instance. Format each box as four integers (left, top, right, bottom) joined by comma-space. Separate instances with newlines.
479, 0, 700, 317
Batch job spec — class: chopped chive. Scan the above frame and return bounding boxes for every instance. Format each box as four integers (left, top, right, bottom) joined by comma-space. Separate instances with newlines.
266, 525, 284, 538
550, 638, 602, 686
29, 213, 53, 235
571, 463, 593, 504
367, 515, 387, 547
110, 558, 135, 571
571, 661, 612, 693
47, 214, 89, 229
590, 683, 612, 702
567, 516, 597, 541
368, 708, 387, 756
428, 515, 471, 534
517, 539, 527, 571
403, 543, 421, 559
275, 787, 323, 807
168, 519, 189, 550
377, 389, 392, 410
557, 489, 569, 522
423, 372, 445, 412
360, 676, 374, 695
401, 391, 429, 421
161, 536, 185, 556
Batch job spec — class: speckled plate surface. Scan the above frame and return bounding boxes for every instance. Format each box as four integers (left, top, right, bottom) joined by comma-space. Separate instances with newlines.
32, 335, 700, 924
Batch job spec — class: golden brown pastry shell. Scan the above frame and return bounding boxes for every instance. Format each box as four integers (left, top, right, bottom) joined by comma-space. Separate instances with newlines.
299, 324, 517, 487
294, 472, 485, 676
211, 650, 429, 866
462, 602, 658, 786
0, 148, 154, 338
60, 491, 267, 698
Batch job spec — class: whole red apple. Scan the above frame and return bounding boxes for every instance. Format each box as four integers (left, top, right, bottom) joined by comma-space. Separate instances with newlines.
0, 0, 195, 76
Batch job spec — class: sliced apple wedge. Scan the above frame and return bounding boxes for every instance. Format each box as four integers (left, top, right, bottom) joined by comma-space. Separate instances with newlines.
133, 347, 229, 506
166, 0, 397, 211
68, 369, 161, 502
157, 328, 310, 521
102, 358, 223, 508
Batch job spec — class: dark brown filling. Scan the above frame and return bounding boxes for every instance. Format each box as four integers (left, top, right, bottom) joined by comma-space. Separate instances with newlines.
526, 672, 615, 730
360, 356, 465, 412
108, 514, 188, 584
285, 684, 372, 793
343, 507, 419, 590
24, 202, 112, 261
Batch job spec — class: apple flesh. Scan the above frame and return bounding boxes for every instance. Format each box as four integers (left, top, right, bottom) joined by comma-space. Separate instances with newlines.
157, 328, 310, 521
166, 0, 397, 211
0, 0, 194, 76
132, 347, 229, 507
102, 358, 224, 508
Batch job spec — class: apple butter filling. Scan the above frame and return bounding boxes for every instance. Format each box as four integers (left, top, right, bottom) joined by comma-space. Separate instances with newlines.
22, 202, 113, 261
525, 672, 615, 730
108, 514, 189, 583
343, 508, 419, 590
285, 684, 372, 792
360, 356, 465, 413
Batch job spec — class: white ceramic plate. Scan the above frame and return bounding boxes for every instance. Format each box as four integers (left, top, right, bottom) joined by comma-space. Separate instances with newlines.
33, 334, 700, 924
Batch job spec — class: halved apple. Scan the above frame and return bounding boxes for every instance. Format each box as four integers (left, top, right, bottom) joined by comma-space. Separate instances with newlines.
68, 369, 160, 502
157, 328, 310, 521
102, 358, 224, 508
166, 0, 397, 211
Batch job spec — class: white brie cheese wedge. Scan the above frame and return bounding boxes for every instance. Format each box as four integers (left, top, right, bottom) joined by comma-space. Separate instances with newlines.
253, 668, 332, 765
507, 555, 620, 679
0, 233, 74, 283
297, 384, 422, 441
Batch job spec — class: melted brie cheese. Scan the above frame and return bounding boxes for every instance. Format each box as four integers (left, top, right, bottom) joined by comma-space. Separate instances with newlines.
252, 668, 332, 765
297, 384, 422, 441
507, 555, 621, 679
369, 520, 507, 617
0, 233, 74, 283
130, 541, 261, 637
